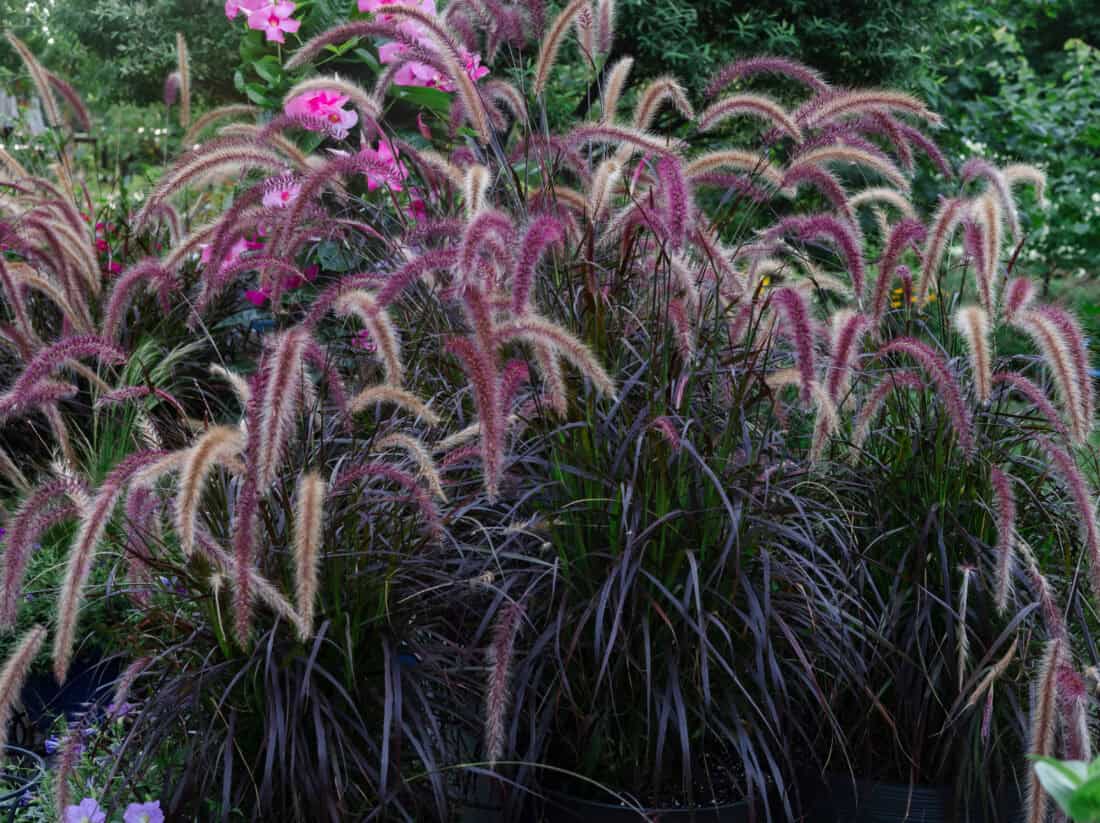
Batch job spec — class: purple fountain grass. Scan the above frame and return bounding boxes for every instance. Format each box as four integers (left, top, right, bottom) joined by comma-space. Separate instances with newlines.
1042, 439, 1100, 597
600, 57, 634, 122
954, 306, 992, 404
826, 311, 871, 402
1002, 277, 1035, 324
512, 215, 565, 314
771, 214, 867, 302
705, 55, 828, 98
175, 426, 245, 557
284, 20, 402, 70
566, 122, 684, 158
254, 329, 312, 492
960, 158, 1019, 241
961, 218, 991, 313
493, 315, 616, 399
974, 193, 1003, 312
656, 155, 690, 249
685, 149, 785, 189
0, 336, 126, 411
917, 196, 966, 304
803, 88, 941, 128
335, 291, 404, 387
876, 338, 975, 457
447, 335, 504, 500
0, 625, 46, 760
0, 258, 36, 343
533, 0, 589, 96
460, 209, 517, 286
102, 259, 172, 342
1033, 305, 1095, 430
767, 287, 816, 408
698, 93, 802, 141
54, 450, 168, 682
485, 600, 523, 766
109, 656, 150, 718
5, 34, 60, 127
375, 433, 447, 501
1025, 562, 1066, 640
792, 144, 910, 193
333, 462, 441, 533
992, 371, 1069, 438
1057, 663, 1092, 762
585, 159, 623, 222
123, 487, 158, 606
780, 164, 851, 220
293, 471, 326, 639
870, 218, 926, 328
1016, 310, 1089, 443
989, 465, 1017, 616
894, 121, 953, 178
45, 71, 91, 132
957, 564, 975, 687
302, 340, 351, 423
349, 384, 440, 424
629, 76, 693, 131
595, 0, 615, 54
1026, 637, 1063, 823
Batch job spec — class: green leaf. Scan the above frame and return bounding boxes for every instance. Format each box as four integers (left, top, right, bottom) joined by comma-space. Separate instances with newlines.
390, 84, 453, 115
252, 55, 284, 85
1033, 758, 1088, 815
316, 240, 357, 272
1068, 777, 1100, 822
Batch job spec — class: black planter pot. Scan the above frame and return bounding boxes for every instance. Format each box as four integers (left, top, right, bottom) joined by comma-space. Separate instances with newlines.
544, 791, 753, 822
805, 773, 1025, 823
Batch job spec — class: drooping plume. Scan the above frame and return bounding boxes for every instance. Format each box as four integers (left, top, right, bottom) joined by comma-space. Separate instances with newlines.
954, 306, 992, 404
989, 465, 1017, 616
293, 471, 326, 639
0, 626, 46, 762
1043, 439, 1100, 598
1026, 638, 1063, 823
484, 601, 523, 766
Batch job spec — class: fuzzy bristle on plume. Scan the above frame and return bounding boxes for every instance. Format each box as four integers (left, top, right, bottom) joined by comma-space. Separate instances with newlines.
176, 32, 191, 128
293, 471, 326, 639
1026, 638, 1063, 823
493, 315, 616, 400
335, 292, 404, 387
1016, 309, 1089, 443
0, 625, 46, 762
954, 306, 992, 404
533, 0, 589, 96
485, 601, 523, 766
917, 197, 966, 304
600, 57, 633, 123
630, 76, 693, 131
989, 466, 1017, 616
175, 426, 244, 557
699, 93, 802, 141
5, 34, 61, 127
705, 55, 828, 99
803, 88, 941, 128
1043, 439, 1100, 598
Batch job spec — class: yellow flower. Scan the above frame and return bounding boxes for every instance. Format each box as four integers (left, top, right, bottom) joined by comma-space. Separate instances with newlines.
910, 296, 918, 303
890, 300, 902, 309
761, 276, 771, 287
892, 287, 904, 295
928, 292, 938, 303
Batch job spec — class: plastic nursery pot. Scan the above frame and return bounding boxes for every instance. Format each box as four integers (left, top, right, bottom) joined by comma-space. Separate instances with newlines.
0, 746, 45, 822
543, 791, 753, 822
813, 774, 949, 823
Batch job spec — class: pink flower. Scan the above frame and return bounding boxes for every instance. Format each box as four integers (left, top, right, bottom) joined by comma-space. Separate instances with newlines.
245, 288, 271, 307
463, 50, 489, 82
108, 261, 123, 275
247, 2, 300, 43
200, 236, 260, 275
65, 799, 106, 823
407, 192, 428, 223
362, 139, 408, 192
262, 178, 301, 209
123, 801, 164, 823
284, 90, 358, 135
225, 0, 266, 20
353, 329, 377, 352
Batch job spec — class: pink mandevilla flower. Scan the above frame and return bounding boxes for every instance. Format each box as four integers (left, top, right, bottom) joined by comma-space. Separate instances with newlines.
201, 236, 262, 275
225, 0, 266, 21
284, 90, 358, 134
262, 179, 301, 209
123, 801, 165, 823
247, 2, 300, 43
363, 139, 408, 192
65, 799, 107, 823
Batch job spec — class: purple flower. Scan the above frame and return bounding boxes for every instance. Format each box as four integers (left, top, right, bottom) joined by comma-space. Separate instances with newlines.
44, 736, 60, 754
124, 801, 165, 823
64, 799, 106, 823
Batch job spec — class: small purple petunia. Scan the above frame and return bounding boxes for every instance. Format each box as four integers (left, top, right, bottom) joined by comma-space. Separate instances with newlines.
44, 736, 60, 754
64, 798, 106, 823
123, 801, 165, 823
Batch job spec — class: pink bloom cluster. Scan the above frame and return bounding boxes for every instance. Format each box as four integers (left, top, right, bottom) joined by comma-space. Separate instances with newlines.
362, 139, 408, 191
64, 799, 164, 823
226, 0, 300, 43
284, 91, 358, 138
359, 0, 489, 90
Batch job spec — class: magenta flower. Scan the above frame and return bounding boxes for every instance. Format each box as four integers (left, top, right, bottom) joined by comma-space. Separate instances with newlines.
201, 236, 261, 275
353, 329, 377, 352
245, 288, 271, 307
284, 90, 358, 135
262, 178, 301, 209
362, 139, 408, 192
64, 799, 106, 823
247, 2, 300, 43
123, 801, 164, 823
225, 0, 266, 20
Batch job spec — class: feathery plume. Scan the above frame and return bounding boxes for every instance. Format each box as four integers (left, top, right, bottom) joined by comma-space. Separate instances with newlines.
485, 601, 523, 766
5, 34, 61, 127
769, 287, 816, 407
992, 371, 1069, 438
1057, 664, 1092, 762
0, 626, 46, 761
848, 187, 917, 220
285, 20, 399, 70
656, 155, 689, 247
877, 338, 974, 456
699, 94, 802, 140
447, 336, 503, 500
181, 104, 259, 146
826, 311, 871, 402
175, 426, 244, 557
1016, 310, 1088, 443
780, 164, 851, 219
349, 385, 440, 424
1035, 305, 1094, 430
512, 215, 565, 313
954, 306, 993, 404
791, 145, 909, 192
209, 364, 252, 408
1026, 638, 1063, 823
567, 122, 684, 159
600, 57, 633, 122
705, 55, 828, 98
808, 382, 839, 461
1043, 439, 1100, 597
463, 164, 492, 217
630, 76, 694, 131
1002, 277, 1035, 324
686, 150, 785, 188
989, 465, 1017, 616
595, 0, 615, 53
176, 32, 191, 128
966, 636, 1018, 710
375, 433, 446, 501
163, 71, 180, 106
957, 565, 974, 687
917, 197, 966, 304
460, 208, 517, 286
870, 218, 925, 328
494, 315, 616, 399
46, 71, 92, 132
333, 462, 441, 531
54, 451, 167, 681
0, 336, 126, 417
293, 471, 326, 639
771, 214, 867, 300
253, 329, 311, 492
109, 657, 150, 717
335, 291, 404, 386
533, 0, 589, 96
804, 89, 941, 128
961, 158, 1018, 241
1003, 163, 1047, 206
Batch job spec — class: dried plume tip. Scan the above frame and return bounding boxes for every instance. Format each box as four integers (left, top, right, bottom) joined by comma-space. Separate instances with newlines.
485, 601, 524, 766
